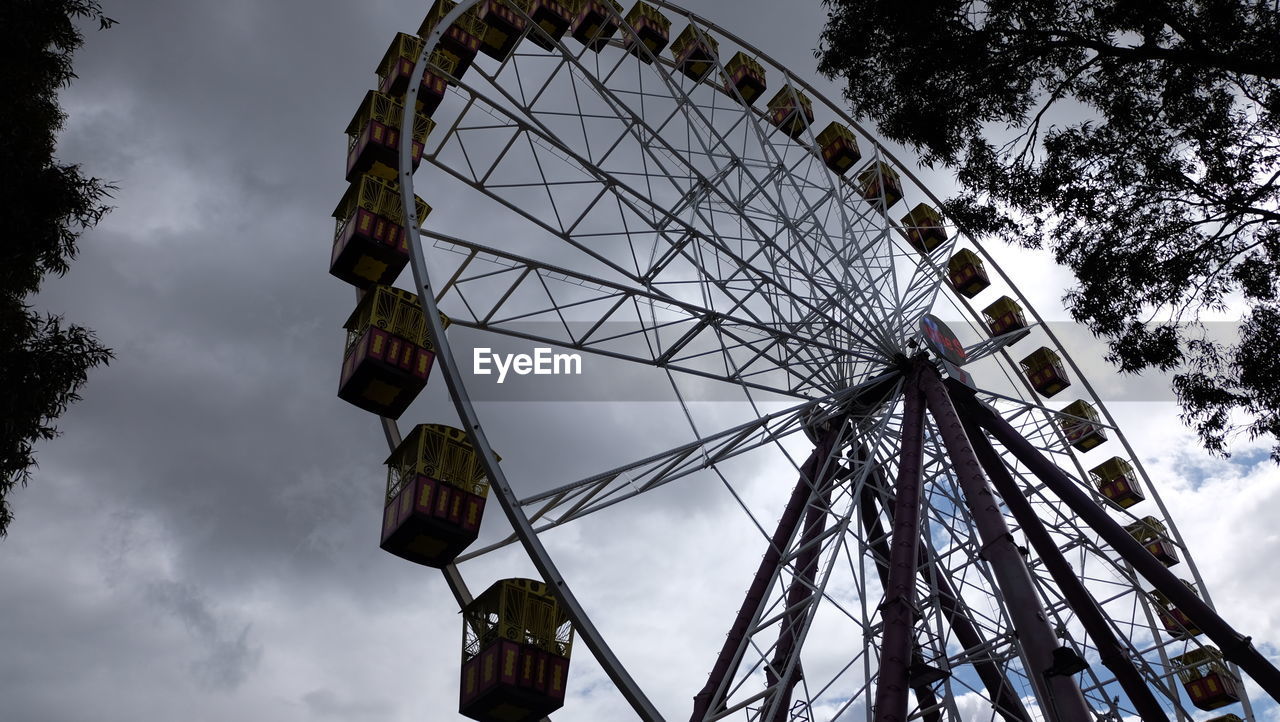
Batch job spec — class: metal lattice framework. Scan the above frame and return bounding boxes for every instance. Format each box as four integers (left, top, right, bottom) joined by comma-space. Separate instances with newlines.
333, 1, 1280, 719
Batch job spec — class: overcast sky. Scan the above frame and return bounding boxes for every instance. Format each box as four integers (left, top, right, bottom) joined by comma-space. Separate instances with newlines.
5, 1, 1279, 721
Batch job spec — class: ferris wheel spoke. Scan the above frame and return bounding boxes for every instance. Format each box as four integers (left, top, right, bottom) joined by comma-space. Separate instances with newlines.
474, 40, 898, 351
615, 67, 906, 353
421, 231, 881, 395
960, 327, 1034, 364
455, 378, 893, 565
643, 67, 911, 349
429, 81, 873, 361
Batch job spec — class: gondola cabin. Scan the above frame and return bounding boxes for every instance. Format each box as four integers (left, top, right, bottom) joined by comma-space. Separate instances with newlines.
345, 90, 435, 183
670, 24, 719, 81
947, 249, 990, 298
1206, 716, 1244, 722
377, 33, 423, 96
475, 0, 526, 60
1088, 456, 1145, 508
1020, 347, 1071, 397
981, 296, 1028, 337
461, 579, 575, 722
901, 203, 948, 253
338, 285, 446, 419
518, 0, 576, 50
1058, 399, 1107, 451
419, 0, 485, 75
857, 161, 903, 210
376, 34, 457, 118
623, 1, 671, 61
767, 85, 814, 139
1124, 516, 1180, 567
381, 424, 493, 567
815, 122, 861, 175
1172, 647, 1242, 711
1152, 580, 1203, 639
569, 0, 622, 51
330, 174, 430, 288
724, 51, 766, 104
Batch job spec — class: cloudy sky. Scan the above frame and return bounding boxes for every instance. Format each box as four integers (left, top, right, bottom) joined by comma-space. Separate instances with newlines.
5, 1, 1279, 721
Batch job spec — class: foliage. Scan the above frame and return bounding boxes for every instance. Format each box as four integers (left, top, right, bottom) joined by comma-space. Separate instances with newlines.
818, 0, 1280, 459
0, 1, 116, 535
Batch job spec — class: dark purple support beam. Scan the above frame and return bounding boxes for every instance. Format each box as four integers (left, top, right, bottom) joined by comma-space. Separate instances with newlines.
872, 365, 928, 722
857, 460, 1031, 721
691, 422, 844, 721
856, 485, 942, 722
952, 378, 1280, 705
919, 365, 1093, 721
959, 409, 1171, 721
765, 466, 834, 720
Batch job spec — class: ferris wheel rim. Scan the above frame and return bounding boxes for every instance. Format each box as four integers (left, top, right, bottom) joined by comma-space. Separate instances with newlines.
358, 2, 1262, 720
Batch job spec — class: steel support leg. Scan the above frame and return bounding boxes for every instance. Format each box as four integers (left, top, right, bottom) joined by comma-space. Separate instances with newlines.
691, 422, 844, 721
872, 363, 928, 722
766, 472, 834, 720
857, 459, 1031, 721
953, 378, 1280, 705
857, 484, 941, 722
959, 408, 1171, 721
919, 365, 1093, 721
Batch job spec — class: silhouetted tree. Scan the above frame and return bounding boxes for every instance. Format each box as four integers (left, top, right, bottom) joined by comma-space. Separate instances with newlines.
0, 1, 116, 536
818, 0, 1280, 460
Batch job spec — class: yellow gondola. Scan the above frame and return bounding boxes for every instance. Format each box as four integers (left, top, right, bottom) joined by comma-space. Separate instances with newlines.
518, 0, 576, 50
900, 203, 947, 253
337, 286, 447, 418
947, 249, 990, 298
856, 161, 903, 210
1151, 579, 1203, 639
623, 1, 671, 61
1088, 456, 1145, 508
419, 0, 486, 75
1172, 647, 1242, 711
330, 174, 430, 288
375, 33, 458, 118
981, 295, 1027, 337
1058, 399, 1107, 451
724, 51, 766, 105
475, 0, 526, 60
344, 90, 435, 183
1124, 516, 1179, 566
815, 122, 860, 175
567, 0, 623, 51
460, 579, 575, 722
1019, 346, 1071, 397
381, 424, 494, 567
670, 24, 719, 81
766, 85, 814, 139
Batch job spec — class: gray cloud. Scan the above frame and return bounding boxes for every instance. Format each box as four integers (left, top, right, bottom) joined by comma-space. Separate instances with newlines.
145, 579, 262, 690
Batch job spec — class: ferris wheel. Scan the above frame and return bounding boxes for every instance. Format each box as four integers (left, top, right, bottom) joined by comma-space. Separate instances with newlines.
328, 1, 1280, 720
